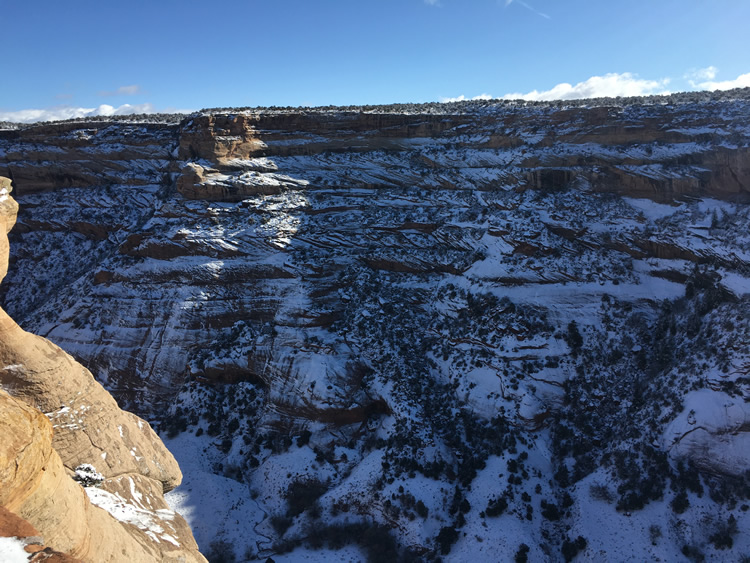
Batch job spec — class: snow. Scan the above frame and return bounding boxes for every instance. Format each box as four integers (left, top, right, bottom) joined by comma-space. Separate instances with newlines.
272, 545, 365, 562
719, 271, 750, 296
163, 430, 265, 559
663, 389, 750, 474
0, 537, 31, 563
623, 197, 683, 221
571, 468, 750, 561
86, 486, 181, 547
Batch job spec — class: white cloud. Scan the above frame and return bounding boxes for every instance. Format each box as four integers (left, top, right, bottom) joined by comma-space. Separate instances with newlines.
99, 85, 143, 97
685, 66, 718, 83
0, 103, 162, 124
695, 72, 750, 92
440, 93, 493, 103
502, 72, 671, 101
424, 0, 440, 5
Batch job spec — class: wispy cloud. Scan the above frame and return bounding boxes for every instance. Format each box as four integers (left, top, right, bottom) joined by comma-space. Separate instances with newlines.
440, 93, 493, 103
684, 66, 718, 85
99, 84, 143, 97
504, 0, 550, 20
501, 72, 670, 101
424, 0, 440, 5
0, 103, 179, 124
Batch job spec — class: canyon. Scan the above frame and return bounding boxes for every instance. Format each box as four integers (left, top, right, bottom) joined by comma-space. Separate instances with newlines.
1, 90, 749, 561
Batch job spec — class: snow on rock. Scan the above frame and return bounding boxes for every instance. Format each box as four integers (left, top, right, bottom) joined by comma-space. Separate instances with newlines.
663, 389, 750, 476
0, 537, 32, 563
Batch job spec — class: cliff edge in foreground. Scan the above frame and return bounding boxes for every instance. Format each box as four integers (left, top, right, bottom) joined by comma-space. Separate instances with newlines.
0, 175, 205, 562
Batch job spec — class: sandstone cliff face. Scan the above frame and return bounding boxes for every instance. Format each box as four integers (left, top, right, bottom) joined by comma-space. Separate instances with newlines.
0, 177, 18, 283
0, 180, 205, 563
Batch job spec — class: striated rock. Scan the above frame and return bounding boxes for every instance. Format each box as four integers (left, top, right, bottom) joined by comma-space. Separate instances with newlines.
0, 122, 178, 195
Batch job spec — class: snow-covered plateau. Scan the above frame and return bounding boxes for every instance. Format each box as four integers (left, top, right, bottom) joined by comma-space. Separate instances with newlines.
2, 90, 750, 561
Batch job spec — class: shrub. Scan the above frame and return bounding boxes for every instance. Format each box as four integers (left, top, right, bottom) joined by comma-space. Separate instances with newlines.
286, 478, 328, 517
541, 500, 561, 520
271, 514, 293, 536
206, 539, 236, 563
296, 429, 312, 447
72, 464, 104, 487
589, 483, 614, 503
670, 491, 689, 514
709, 515, 738, 550
486, 496, 508, 517
515, 543, 530, 563
436, 526, 459, 555
561, 536, 587, 562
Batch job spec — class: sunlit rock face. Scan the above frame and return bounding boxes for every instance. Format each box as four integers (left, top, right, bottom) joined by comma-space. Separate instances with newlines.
2, 91, 750, 560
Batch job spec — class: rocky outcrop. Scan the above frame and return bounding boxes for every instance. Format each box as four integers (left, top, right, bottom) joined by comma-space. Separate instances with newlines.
0, 505, 82, 562
2, 97, 749, 204
0, 180, 205, 562
0, 177, 17, 283
662, 389, 750, 477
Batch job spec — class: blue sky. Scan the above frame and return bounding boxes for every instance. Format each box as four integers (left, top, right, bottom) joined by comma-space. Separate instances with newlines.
2, 0, 749, 121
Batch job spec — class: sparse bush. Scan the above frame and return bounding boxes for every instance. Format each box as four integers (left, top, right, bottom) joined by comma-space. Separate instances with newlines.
436, 526, 459, 555
561, 535, 587, 562
72, 464, 104, 487
709, 515, 737, 550
206, 539, 236, 563
649, 524, 662, 545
